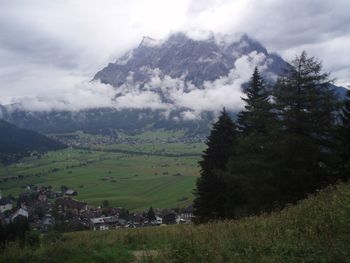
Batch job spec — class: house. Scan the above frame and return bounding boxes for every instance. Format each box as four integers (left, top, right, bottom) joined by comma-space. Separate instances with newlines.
179, 205, 193, 223
65, 189, 77, 196
155, 215, 163, 225
0, 198, 13, 213
11, 208, 29, 222
47, 191, 62, 199
41, 213, 54, 230
38, 194, 47, 202
55, 198, 87, 215
90, 216, 118, 230
162, 212, 177, 225
117, 218, 127, 227
130, 213, 145, 225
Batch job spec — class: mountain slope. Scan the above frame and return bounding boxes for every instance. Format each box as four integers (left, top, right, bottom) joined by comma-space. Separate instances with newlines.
0, 107, 215, 134
93, 32, 288, 88
0, 119, 66, 164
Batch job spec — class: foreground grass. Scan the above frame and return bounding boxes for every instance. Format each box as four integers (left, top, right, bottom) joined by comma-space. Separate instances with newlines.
2, 182, 350, 263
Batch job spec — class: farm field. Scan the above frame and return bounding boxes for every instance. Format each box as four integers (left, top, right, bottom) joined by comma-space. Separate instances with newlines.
0, 144, 201, 211
93, 142, 205, 156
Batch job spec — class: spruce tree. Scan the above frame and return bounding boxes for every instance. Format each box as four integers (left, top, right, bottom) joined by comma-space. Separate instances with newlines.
273, 51, 338, 203
237, 67, 272, 135
146, 206, 156, 221
338, 89, 350, 178
224, 68, 277, 216
193, 108, 238, 222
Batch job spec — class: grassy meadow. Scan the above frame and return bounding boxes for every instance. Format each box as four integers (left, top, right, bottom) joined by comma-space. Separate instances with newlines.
93, 142, 205, 156
1, 182, 350, 262
0, 146, 200, 210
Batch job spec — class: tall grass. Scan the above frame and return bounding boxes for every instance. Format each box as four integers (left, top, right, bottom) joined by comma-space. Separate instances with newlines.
1, 183, 350, 263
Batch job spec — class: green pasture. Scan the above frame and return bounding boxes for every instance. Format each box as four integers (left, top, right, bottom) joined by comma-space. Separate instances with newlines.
0, 148, 200, 211
93, 142, 205, 155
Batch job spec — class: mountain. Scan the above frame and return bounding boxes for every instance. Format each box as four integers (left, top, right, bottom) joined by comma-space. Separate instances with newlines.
0, 32, 346, 135
0, 119, 66, 164
0, 107, 213, 135
93, 32, 288, 88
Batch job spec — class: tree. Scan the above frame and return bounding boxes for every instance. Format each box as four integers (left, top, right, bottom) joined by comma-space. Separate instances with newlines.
146, 206, 156, 221
273, 51, 338, 203
338, 88, 350, 178
224, 68, 278, 216
60, 185, 68, 193
237, 67, 273, 135
0, 222, 5, 248
101, 200, 110, 208
193, 108, 238, 222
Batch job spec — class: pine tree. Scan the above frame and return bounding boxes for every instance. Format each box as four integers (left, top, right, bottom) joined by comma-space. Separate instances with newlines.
237, 67, 272, 135
0, 221, 5, 248
273, 51, 338, 203
338, 89, 350, 177
224, 68, 278, 216
146, 206, 156, 221
193, 108, 238, 222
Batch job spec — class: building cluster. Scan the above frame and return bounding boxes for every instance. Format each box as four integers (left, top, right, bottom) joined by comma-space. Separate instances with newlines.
88, 205, 194, 231
0, 186, 79, 231
0, 186, 193, 232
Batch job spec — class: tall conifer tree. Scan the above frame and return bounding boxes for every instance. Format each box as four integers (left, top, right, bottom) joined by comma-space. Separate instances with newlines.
224, 68, 277, 216
193, 108, 238, 222
238, 67, 272, 135
273, 51, 338, 203
338, 89, 350, 177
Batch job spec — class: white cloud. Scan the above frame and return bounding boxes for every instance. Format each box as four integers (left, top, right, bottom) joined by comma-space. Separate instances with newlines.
167, 51, 267, 114
0, 0, 349, 112
1, 51, 268, 118
2, 82, 117, 112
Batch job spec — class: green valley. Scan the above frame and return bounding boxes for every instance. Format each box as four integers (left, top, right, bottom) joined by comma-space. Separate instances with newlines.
0, 130, 203, 211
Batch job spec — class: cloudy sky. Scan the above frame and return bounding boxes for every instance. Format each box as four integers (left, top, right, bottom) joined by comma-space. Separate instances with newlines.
0, 0, 349, 111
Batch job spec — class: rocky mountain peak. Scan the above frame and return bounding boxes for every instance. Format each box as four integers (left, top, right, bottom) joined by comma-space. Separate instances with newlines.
93, 32, 288, 88
138, 36, 162, 48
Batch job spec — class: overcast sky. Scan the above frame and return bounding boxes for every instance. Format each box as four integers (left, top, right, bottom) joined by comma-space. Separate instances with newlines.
0, 0, 349, 110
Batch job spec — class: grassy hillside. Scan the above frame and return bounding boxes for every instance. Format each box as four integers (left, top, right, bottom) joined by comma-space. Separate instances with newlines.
0, 148, 200, 210
0, 120, 65, 164
2, 182, 350, 263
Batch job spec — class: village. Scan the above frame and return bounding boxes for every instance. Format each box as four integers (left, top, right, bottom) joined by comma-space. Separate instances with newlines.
0, 185, 194, 233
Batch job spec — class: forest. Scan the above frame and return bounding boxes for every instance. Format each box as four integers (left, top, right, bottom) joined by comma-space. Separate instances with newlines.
194, 51, 350, 222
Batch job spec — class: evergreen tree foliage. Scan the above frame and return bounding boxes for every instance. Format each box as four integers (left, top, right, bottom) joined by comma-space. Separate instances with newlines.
146, 206, 156, 221
237, 67, 273, 135
101, 200, 110, 208
193, 108, 238, 222
0, 222, 5, 248
338, 89, 350, 177
194, 51, 343, 222
225, 68, 278, 216
273, 51, 338, 203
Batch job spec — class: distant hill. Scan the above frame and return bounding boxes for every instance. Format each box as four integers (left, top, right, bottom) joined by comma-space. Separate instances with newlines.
0, 119, 66, 164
